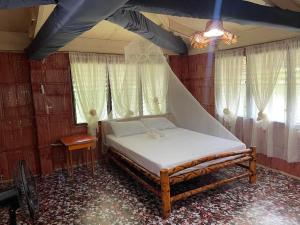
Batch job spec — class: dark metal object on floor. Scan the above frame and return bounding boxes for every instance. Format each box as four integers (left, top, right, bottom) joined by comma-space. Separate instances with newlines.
0, 160, 39, 225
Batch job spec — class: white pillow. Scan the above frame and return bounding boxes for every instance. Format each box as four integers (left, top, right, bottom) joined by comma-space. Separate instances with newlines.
141, 117, 176, 130
110, 120, 147, 137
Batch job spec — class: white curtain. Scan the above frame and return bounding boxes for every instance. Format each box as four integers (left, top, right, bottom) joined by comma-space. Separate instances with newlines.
107, 55, 140, 119
141, 63, 168, 115
246, 43, 286, 126
215, 39, 300, 163
69, 52, 107, 136
215, 49, 245, 133
246, 42, 286, 157
286, 39, 300, 162
124, 40, 169, 116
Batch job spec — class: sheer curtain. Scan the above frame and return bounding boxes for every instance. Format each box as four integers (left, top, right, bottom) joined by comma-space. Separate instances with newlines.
246, 42, 286, 127
286, 39, 300, 162
124, 40, 169, 116
69, 52, 107, 136
246, 42, 287, 157
141, 63, 168, 115
107, 55, 140, 119
215, 48, 245, 133
215, 39, 300, 162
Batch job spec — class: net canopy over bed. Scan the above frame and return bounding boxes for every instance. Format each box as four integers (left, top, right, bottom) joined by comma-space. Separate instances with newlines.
124, 39, 239, 142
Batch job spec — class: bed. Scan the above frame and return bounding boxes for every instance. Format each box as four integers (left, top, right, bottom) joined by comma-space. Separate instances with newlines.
102, 114, 256, 219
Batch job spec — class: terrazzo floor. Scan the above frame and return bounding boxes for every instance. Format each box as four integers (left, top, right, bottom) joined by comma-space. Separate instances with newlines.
0, 163, 299, 225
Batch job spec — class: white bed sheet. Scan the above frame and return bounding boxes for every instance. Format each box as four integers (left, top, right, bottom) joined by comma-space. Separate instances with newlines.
106, 128, 246, 177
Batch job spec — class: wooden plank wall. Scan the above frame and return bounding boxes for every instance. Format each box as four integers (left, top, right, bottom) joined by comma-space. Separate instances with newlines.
0, 53, 39, 179
30, 53, 87, 176
169, 53, 215, 116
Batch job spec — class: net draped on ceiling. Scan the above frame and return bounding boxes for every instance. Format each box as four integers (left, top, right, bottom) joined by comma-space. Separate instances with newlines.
124, 39, 239, 142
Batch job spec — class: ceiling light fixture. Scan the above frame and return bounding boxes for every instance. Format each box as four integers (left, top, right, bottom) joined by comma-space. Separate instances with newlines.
191, 20, 237, 49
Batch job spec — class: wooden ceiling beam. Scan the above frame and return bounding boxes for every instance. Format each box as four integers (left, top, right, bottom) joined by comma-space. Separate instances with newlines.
125, 0, 300, 31
26, 0, 129, 59
267, 0, 300, 12
107, 9, 188, 54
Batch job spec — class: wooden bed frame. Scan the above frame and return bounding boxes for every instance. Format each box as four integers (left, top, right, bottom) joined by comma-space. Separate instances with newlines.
101, 114, 256, 219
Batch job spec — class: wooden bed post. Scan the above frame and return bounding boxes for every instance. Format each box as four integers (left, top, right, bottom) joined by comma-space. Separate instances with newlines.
249, 146, 257, 184
160, 169, 171, 219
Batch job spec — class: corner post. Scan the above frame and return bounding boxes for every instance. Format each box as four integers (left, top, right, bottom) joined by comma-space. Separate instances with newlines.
160, 169, 171, 219
249, 146, 257, 184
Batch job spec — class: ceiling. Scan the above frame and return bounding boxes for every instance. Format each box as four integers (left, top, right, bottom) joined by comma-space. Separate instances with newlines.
0, 0, 299, 54
0, 8, 31, 51
264, 0, 300, 11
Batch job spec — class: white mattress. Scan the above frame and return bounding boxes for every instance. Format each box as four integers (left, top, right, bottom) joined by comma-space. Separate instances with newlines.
106, 128, 246, 177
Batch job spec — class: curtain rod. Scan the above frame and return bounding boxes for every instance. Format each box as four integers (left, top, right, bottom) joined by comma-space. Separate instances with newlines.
65, 51, 170, 57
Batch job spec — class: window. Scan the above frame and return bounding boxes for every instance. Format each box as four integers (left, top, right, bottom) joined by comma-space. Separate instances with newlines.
215, 40, 300, 163
108, 59, 140, 119
263, 67, 287, 123
215, 49, 245, 119
70, 53, 108, 124
73, 77, 108, 123
216, 40, 300, 125
70, 53, 168, 124
141, 63, 168, 116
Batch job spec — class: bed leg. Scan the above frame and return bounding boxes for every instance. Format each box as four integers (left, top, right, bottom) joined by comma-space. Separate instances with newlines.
249, 146, 257, 184
160, 169, 171, 219
104, 147, 110, 165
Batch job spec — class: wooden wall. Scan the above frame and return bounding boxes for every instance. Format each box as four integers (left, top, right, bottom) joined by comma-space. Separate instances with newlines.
0, 53, 39, 179
30, 53, 87, 176
169, 53, 215, 116
0, 53, 89, 180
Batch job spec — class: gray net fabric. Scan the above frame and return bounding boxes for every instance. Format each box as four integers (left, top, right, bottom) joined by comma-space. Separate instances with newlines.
124, 39, 240, 142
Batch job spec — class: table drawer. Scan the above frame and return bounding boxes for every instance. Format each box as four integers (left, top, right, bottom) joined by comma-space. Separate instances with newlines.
68, 143, 92, 151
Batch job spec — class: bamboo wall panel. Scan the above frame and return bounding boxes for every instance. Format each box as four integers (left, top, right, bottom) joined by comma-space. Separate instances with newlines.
0, 53, 39, 179
168, 55, 189, 81
30, 53, 88, 176
169, 53, 215, 117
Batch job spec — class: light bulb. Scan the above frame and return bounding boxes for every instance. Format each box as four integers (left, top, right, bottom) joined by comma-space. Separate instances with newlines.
203, 28, 224, 38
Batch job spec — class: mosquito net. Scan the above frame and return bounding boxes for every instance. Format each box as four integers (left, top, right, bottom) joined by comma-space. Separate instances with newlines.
124, 39, 239, 142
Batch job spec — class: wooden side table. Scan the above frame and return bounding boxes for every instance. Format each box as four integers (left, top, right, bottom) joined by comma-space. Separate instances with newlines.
60, 135, 97, 177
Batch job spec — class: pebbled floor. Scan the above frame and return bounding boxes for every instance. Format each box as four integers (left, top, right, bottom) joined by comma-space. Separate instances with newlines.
0, 163, 299, 225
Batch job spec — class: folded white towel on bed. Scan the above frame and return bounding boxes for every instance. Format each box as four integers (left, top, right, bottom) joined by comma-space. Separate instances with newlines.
146, 128, 165, 139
